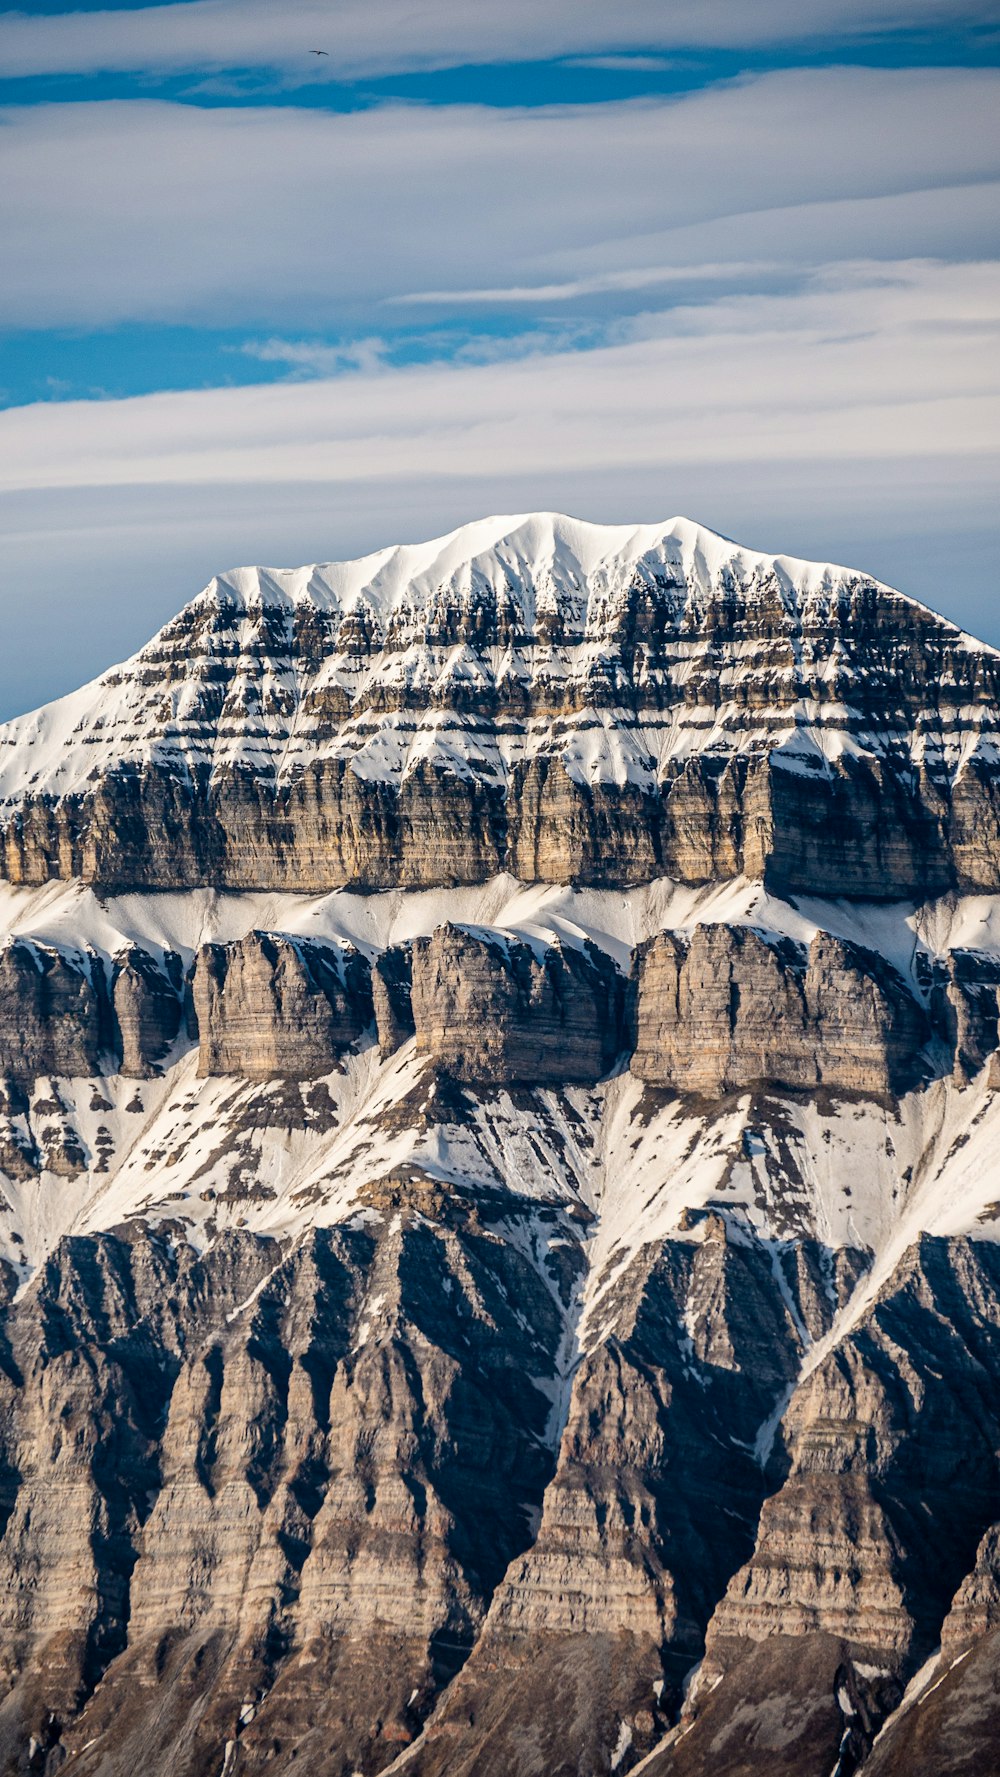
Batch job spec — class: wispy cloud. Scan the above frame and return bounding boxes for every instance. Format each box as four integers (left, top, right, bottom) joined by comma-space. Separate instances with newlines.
0, 0, 994, 83
2, 259, 995, 493
0, 255, 997, 719
1, 69, 997, 334
387, 262, 781, 306
239, 336, 390, 376
561, 55, 685, 71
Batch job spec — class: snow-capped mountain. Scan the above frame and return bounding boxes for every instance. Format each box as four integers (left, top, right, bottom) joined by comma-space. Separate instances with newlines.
1, 512, 998, 900
0, 514, 998, 1777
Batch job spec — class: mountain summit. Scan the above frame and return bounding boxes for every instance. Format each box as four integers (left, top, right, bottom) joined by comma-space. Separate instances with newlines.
0, 512, 998, 903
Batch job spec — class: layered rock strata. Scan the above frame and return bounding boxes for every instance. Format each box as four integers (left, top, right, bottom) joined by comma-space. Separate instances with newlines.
410, 925, 623, 1084
0, 1221, 566, 1777
372, 945, 415, 1058
631, 924, 929, 1097
0, 511, 999, 1777
0, 939, 107, 1081
931, 947, 1000, 1080
192, 932, 372, 1080
3, 1218, 1000, 1777
391, 1228, 833, 1775
111, 945, 185, 1077
643, 1237, 1000, 1777
0, 516, 998, 902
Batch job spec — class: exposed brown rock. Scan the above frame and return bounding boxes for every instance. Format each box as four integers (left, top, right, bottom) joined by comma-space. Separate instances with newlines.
0, 939, 107, 1083
656, 1236, 1000, 1776
0, 1221, 564, 1777
631, 923, 928, 1097
863, 1525, 1000, 1777
397, 1235, 812, 1776
1, 517, 1000, 1775
112, 945, 185, 1077
411, 925, 623, 1084
862, 1627, 1000, 1777
192, 932, 373, 1079
372, 944, 415, 1058
2, 523, 1000, 901
930, 947, 1000, 1080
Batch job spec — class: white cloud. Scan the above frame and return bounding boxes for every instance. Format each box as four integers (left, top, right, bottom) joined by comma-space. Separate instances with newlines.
561, 56, 684, 71
239, 336, 390, 375
2, 259, 995, 495
0, 0, 994, 82
386, 262, 780, 306
1, 68, 997, 332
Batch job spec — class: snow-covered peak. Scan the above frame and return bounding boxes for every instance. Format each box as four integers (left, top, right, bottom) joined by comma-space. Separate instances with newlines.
0, 510, 994, 823
195, 510, 888, 624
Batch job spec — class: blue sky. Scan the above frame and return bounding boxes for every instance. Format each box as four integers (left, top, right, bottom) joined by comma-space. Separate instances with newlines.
0, 0, 998, 717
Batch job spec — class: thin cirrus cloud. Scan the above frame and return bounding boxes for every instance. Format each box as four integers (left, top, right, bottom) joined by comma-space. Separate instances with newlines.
0, 0, 996, 82
385, 264, 783, 307
1, 67, 998, 334
2, 260, 996, 494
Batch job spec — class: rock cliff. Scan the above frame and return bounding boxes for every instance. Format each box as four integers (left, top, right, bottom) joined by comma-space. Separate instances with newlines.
631, 924, 929, 1097
192, 933, 372, 1080
410, 924, 623, 1084
0, 939, 107, 1082
111, 945, 185, 1077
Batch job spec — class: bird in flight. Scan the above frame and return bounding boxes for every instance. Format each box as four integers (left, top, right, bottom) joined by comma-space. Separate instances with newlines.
310, 48, 329, 56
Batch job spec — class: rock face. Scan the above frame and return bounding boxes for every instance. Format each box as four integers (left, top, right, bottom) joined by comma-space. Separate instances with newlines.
192, 932, 372, 1079
372, 945, 415, 1058
411, 925, 623, 1084
0, 514, 999, 901
1, 511, 1000, 1777
398, 1228, 814, 1775
111, 945, 185, 1077
0, 939, 107, 1081
0, 1222, 565, 1777
931, 947, 1000, 1080
645, 1237, 1000, 1777
631, 924, 928, 1097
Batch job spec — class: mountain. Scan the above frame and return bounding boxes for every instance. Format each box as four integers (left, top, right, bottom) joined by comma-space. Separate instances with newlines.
0, 512, 998, 1777
3, 512, 999, 900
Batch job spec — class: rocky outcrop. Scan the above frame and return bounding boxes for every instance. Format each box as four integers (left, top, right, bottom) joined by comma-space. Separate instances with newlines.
111, 945, 185, 1077
0, 1219, 566, 1777
631, 923, 929, 1097
648, 1236, 1000, 1777
0, 939, 107, 1082
395, 1228, 815, 1775
411, 925, 623, 1084
862, 1525, 1000, 1777
2, 511, 1000, 1775
372, 944, 415, 1058
931, 947, 1000, 1080
0, 1033, 996, 1774
192, 932, 373, 1079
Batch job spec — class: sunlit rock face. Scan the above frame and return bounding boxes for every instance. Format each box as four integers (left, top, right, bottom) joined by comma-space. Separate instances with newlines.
410, 923, 624, 1085
192, 932, 373, 1081
0, 514, 999, 1777
630, 924, 929, 1098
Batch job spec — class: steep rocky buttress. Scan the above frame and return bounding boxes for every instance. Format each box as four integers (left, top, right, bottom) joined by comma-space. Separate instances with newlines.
0, 513, 998, 1777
